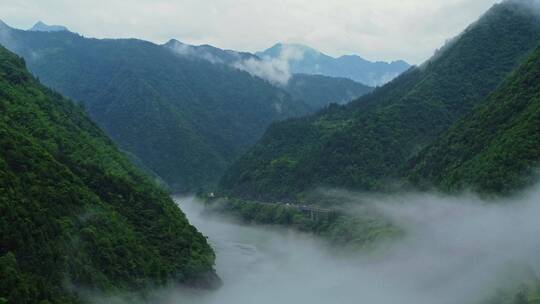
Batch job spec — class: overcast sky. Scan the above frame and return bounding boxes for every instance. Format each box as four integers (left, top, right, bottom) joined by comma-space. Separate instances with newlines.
1, 0, 501, 64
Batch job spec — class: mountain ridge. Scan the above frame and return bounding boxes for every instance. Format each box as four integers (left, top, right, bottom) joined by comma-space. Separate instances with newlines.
0, 44, 218, 303
220, 0, 540, 201
0, 24, 377, 192
0, 25, 312, 192
256, 42, 411, 86
29, 21, 69, 32
164, 39, 374, 107
406, 44, 540, 195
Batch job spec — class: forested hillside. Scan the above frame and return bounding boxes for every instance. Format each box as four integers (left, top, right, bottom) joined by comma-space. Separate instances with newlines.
0, 45, 217, 303
164, 39, 374, 109
285, 74, 373, 109
406, 45, 540, 195
220, 0, 540, 201
0, 24, 310, 192
163, 39, 258, 65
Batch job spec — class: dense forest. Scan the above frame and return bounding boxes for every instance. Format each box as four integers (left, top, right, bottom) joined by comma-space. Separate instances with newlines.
0, 25, 376, 193
0, 24, 311, 192
205, 196, 400, 250
285, 74, 373, 109
406, 45, 540, 195
165, 39, 374, 109
165, 39, 374, 108
0, 45, 217, 303
2, 0, 540, 302
220, 0, 540, 201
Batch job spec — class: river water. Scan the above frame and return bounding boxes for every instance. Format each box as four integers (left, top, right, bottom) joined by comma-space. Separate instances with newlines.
171, 196, 359, 304
162, 190, 540, 304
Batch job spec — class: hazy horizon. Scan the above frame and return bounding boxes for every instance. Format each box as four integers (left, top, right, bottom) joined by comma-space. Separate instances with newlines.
0, 0, 501, 64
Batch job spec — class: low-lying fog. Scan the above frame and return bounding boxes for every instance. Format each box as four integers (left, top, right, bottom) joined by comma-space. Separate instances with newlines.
98, 184, 540, 304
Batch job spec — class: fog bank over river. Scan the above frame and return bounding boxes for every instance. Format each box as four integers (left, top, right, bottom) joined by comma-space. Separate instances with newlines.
95, 186, 540, 304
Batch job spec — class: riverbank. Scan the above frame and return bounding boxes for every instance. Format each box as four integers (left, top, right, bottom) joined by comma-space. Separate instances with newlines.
199, 195, 402, 250
171, 195, 540, 304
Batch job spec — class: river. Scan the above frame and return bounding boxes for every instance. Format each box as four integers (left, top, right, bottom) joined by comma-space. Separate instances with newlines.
171, 196, 359, 304
161, 190, 540, 304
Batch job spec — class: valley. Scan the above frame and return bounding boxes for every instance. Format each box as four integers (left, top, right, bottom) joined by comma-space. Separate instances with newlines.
102, 192, 540, 304
1, 0, 540, 303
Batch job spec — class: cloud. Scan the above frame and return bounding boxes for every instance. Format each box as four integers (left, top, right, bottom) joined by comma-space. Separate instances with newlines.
188, 185, 540, 304
233, 57, 290, 86
518, 0, 540, 16
232, 44, 305, 86
85, 182, 540, 304
169, 42, 193, 57
0, 0, 502, 64
167, 39, 301, 86
168, 40, 224, 64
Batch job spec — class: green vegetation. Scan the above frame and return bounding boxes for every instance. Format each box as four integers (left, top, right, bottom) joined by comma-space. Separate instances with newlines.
0, 26, 311, 193
164, 40, 374, 109
407, 45, 540, 195
220, 1, 540, 201
284, 73, 373, 109
484, 280, 540, 304
0, 45, 217, 303
205, 197, 399, 249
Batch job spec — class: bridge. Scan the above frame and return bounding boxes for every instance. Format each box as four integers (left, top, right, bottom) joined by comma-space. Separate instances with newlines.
241, 200, 337, 221
207, 193, 339, 221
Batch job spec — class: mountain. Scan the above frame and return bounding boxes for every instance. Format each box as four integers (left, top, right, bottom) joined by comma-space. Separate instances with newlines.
0, 23, 311, 193
0, 25, 374, 192
285, 73, 373, 108
220, 0, 540, 201
164, 39, 258, 64
256, 43, 410, 86
406, 45, 540, 195
0, 45, 217, 303
29, 21, 69, 32
164, 39, 373, 107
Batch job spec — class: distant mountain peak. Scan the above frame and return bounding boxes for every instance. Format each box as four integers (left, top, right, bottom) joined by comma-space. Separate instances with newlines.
258, 43, 322, 60
336, 54, 368, 63
30, 21, 69, 32
275, 43, 320, 52
164, 39, 259, 65
257, 43, 410, 86
164, 38, 184, 46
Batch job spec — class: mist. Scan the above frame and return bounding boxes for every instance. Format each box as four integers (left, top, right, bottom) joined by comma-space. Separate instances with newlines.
167, 38, 302, 86
233, 45, 305, 86
168, 40, 225, 64
89, 184, 540, 304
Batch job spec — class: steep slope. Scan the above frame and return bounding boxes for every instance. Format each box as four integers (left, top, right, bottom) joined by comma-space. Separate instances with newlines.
285, 74, 373, 108
256, 43, 410, 86
0, 25, 310, 192
0, 46, 217, 304
407, 46, 540, 195
220, 0, 540, 201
